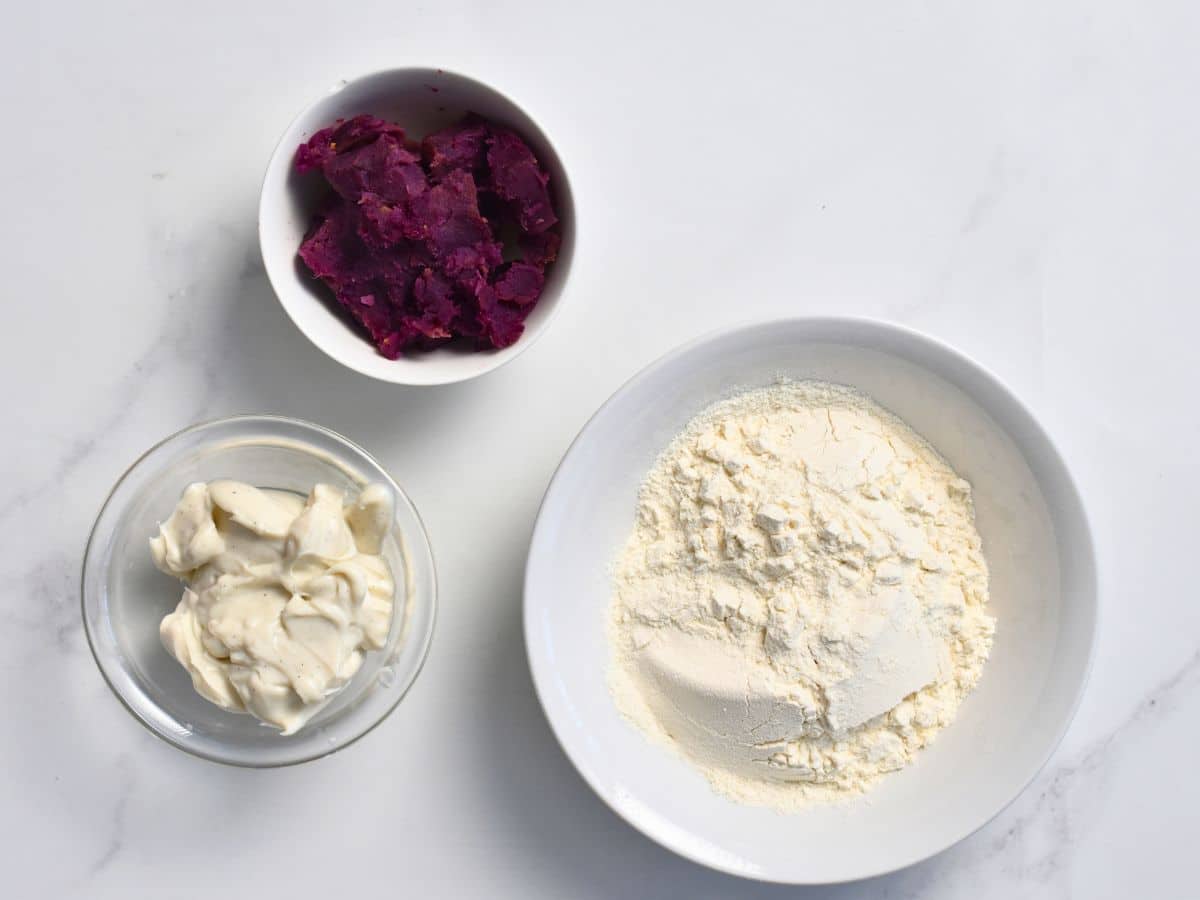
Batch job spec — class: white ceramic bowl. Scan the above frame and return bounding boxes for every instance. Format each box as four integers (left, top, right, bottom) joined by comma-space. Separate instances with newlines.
259, 67, 575, 385
524, 318, 1098, 883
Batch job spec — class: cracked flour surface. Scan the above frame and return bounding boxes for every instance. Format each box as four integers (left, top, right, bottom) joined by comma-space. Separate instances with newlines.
608, 381, 995, 810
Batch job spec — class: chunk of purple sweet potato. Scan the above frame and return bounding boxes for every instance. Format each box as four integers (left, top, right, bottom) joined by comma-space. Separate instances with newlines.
357, 192, 418, 248
443, 244, 503, 281
299, 208, 413, 352
295, 115, 407, 173
485, 128, 557, 234
493, 262, 545, 306
297, 206, 361, 282
338, 290, 397, 351
518, 230, 560, 267
422, 120, 489, 179
471, 283, 526, 349
323, 134, 425, 204
409, 268, 460, 340
414, 170, 494, 252
377, 324, 420, 360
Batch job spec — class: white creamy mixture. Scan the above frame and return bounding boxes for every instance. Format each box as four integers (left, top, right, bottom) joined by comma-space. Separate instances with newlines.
609, 381, 995, 809
151, 480, 395, 734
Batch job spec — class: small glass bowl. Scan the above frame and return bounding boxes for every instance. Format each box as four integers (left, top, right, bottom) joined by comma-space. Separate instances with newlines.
81, 415, 437, 767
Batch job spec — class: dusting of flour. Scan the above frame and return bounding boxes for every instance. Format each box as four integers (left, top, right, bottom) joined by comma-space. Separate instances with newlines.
608, 381, 995, 811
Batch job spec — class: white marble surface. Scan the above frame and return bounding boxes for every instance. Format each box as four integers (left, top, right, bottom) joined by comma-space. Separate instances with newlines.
4, 1, 1197, 896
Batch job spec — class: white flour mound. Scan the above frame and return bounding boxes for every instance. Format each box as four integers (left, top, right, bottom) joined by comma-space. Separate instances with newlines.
608, 381, 995, 811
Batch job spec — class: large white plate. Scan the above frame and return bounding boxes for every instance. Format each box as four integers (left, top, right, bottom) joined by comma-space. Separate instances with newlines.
524, 318, 1097, 884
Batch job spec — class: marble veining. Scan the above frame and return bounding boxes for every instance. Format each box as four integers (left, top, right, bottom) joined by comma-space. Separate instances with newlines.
979, 649, 1199, 892
88, 756, 135, 877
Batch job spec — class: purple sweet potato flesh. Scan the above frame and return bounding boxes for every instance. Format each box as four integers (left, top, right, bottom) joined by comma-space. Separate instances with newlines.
421, 120, 489, 179
486, 128, 557, 234
323, 134, 424, 203
494, 262, 545, 307
471, 283, 526, 349
294, 114, 560, 356
296, 117, 407, 173
518, 230, 560, 267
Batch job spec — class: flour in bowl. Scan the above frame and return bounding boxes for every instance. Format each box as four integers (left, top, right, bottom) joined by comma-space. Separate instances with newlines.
608, 381, 995, 810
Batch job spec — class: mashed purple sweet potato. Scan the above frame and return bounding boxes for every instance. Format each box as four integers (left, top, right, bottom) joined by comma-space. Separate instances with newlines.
295, 115, 560, 356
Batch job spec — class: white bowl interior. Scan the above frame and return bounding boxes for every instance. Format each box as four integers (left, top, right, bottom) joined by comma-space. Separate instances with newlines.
259, 68, 575, 385
524, 319, 1096, 883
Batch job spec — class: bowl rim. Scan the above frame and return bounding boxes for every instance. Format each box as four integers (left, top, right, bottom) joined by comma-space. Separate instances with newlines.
81, 413, 439, 768
522, 314, 1099, 883
257, 64, 576, 387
